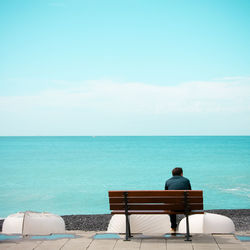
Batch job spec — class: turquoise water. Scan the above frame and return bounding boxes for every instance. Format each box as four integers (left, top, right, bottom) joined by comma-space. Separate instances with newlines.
236, 236, 250, 242
0, 234, 76, 241
30, 234, 76, 240
0, 136, 249, 218
94, 234, 121, 239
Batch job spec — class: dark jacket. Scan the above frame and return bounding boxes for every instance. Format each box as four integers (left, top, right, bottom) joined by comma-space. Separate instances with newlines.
165, 176, 191, 190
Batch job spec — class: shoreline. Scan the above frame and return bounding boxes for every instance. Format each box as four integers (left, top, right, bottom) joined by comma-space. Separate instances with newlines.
1, 209, 249, 232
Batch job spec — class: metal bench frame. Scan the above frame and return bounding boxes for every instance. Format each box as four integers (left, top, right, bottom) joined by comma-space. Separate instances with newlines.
109, 190, 204, 241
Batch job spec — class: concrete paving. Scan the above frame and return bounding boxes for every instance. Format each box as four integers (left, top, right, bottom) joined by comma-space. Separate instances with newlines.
0, 231, 250, 250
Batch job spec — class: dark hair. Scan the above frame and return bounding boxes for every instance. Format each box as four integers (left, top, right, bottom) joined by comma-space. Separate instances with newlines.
172, 167, 183, 176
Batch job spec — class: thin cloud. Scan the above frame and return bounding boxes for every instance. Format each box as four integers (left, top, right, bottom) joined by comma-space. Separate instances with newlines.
0, 78, 250, 135
1, 78, 250, 113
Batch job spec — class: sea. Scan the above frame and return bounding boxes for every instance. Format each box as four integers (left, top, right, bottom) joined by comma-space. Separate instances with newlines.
0, 136, 249, 218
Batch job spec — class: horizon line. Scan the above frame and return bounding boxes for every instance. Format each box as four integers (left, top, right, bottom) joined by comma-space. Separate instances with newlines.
0, 135, 249, 137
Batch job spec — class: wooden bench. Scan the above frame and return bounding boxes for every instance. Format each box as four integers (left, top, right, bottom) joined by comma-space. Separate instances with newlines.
108, 190, 204, 241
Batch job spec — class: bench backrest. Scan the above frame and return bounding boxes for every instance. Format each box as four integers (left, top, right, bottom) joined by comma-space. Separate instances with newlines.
109, 190, 203, 214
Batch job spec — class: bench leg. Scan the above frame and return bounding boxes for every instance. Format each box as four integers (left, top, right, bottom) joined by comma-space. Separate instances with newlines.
124, 213, 131, 241
123, 191, 132, 241
185, 214, 192, 241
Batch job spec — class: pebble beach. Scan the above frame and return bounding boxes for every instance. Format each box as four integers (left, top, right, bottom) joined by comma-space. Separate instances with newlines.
2, 209, 248, 232
61, 209, 250, 232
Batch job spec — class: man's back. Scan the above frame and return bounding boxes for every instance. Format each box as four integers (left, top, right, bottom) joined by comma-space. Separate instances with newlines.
165, 176, 191, 190
164, 167, 191, 231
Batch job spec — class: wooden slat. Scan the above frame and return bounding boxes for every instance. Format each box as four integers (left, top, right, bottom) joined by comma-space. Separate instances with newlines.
108, 190, 204, 216
111, 210, 204, 215
108, 190, 203, 198
109, 197, 203, 204
110, 203, 203, 211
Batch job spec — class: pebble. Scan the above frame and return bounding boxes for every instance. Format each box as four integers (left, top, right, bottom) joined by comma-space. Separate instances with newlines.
0, 209, 249, 232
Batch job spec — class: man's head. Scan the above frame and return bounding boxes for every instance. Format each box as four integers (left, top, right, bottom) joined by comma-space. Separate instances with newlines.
172, 167, 183, 176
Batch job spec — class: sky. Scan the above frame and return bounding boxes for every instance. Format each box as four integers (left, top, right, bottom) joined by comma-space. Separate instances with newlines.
0, 0, 250, 136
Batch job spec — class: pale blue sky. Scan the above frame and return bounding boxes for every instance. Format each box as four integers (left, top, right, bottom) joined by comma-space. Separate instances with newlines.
0, 0, 250, 135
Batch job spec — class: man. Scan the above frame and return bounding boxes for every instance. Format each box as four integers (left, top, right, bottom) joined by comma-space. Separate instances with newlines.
165, 167, 191, 232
